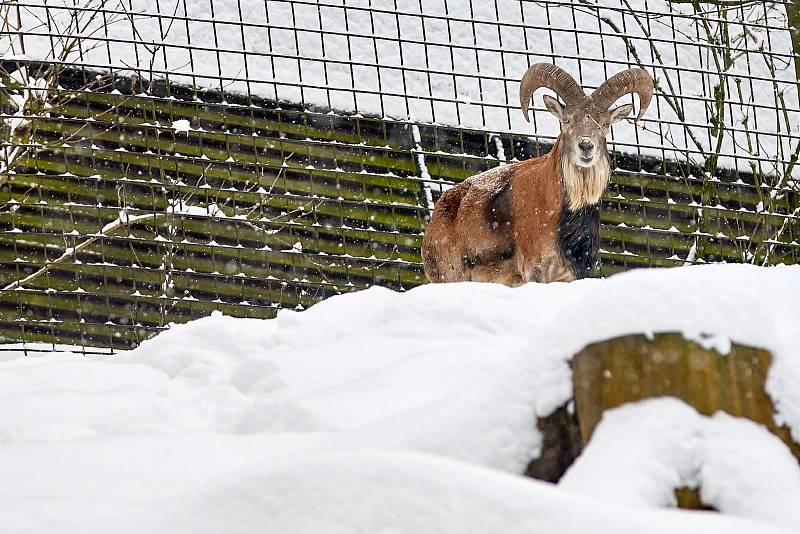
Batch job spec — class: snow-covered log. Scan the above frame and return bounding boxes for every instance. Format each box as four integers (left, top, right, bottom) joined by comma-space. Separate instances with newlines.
562, 332, 800, 508
572, 333, 797, 455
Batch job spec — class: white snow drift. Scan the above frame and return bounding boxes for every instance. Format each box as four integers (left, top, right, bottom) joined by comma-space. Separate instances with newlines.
0, 264, 799, 532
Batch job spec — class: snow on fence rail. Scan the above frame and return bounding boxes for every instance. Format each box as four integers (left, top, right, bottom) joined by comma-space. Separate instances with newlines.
1, 0, 799, 351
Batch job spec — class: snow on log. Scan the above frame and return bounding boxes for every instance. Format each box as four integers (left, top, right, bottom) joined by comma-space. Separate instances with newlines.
566, 332, 800, 508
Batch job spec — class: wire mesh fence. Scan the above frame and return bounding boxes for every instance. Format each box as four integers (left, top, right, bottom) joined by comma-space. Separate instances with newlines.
1, 0, 798, 352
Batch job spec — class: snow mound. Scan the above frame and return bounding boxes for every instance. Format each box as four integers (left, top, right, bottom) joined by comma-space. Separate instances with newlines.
561, 398, 800, 529
52, 451, 794, 534
0, 264, 798, 532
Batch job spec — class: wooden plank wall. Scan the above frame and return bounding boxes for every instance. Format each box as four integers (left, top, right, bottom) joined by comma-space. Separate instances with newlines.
1, 64, 797, 350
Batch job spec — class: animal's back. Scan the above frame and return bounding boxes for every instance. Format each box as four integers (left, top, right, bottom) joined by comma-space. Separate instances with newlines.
421, 164, 521, 283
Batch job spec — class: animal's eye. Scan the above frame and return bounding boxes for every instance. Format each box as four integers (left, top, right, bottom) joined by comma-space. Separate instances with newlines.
603, 122, 610, 128
561, 118, 571, 125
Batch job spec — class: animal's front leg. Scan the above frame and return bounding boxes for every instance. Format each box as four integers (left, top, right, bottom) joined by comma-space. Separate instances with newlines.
521, 255, 575, 284
521, 257, 548, 284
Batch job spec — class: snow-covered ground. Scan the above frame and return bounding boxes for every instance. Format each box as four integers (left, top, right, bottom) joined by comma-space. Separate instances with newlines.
3, 0, 798, 175
1, 264, 799, 533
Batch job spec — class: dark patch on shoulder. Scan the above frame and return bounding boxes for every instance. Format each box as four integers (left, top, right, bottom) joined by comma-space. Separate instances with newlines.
557, 201, 601, 279
484, 176, 513, 230
434, 182, 471, 220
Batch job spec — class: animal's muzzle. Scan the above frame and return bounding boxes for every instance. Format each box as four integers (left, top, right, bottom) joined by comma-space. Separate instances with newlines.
578, 139, 595, 161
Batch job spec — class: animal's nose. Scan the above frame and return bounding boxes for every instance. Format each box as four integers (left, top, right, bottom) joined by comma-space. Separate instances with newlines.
578, 140, 594, 152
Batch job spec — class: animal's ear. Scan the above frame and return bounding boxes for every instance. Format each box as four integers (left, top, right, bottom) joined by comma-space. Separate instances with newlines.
608, 103, 634, 124
542, 94, 565, 120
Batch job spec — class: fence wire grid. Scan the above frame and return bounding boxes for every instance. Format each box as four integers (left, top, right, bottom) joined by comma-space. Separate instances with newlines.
1, 0, 798, 352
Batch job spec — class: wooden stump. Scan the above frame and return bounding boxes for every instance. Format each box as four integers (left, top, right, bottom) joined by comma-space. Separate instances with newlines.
571, 332, 799, 459
525, 404, 582, 483
526, 332, 800, 509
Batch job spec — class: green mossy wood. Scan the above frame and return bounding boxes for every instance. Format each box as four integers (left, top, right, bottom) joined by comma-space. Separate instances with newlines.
1, 63, 798, 349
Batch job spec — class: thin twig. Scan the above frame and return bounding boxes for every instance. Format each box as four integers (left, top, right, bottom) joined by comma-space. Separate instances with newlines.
1, 211, 157, 293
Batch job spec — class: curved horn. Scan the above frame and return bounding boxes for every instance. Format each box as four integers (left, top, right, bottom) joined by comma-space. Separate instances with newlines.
590, 68, 654, 121
519, 63, 585, 122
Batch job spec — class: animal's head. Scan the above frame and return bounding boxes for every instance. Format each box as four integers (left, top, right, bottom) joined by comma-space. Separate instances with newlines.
519, 64, 653, 168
